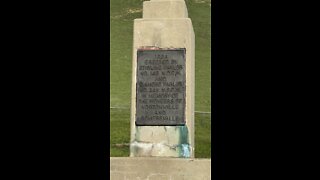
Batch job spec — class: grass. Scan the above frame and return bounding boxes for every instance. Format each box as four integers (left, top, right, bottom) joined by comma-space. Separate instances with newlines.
110, 108, 130, 157
110, 0, 211, 158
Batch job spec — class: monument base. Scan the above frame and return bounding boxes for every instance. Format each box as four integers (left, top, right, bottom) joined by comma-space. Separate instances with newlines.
130, 126, 191, 158
110, 157, 211, 180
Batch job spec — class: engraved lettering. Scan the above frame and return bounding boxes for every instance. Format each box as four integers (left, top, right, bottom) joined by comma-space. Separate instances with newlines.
136, 49, 186, 125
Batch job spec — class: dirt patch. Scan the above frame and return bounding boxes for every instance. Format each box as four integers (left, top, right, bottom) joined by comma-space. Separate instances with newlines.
113, 143, 130, 148
111, 8, 142, 20
194, 0, 211, 6
127, 8, 142, 14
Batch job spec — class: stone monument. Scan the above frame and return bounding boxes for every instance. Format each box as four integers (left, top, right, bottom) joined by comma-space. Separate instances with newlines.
130, 0, 195, 158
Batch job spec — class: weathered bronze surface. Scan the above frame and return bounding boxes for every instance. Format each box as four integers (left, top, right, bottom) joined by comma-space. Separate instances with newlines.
136, 49, 186, 126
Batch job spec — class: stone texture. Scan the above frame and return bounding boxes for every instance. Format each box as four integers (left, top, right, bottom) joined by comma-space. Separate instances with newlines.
148, 174, 170, 180
124, 173, 140, 180
110, 157, 211, 180
143, 0, 188, 18
110, 172, 125, 180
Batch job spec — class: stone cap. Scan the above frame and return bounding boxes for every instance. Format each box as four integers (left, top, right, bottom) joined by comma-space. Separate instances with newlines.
143, 0, 188, 18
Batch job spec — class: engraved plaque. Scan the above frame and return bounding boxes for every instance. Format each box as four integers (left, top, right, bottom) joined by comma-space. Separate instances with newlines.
136, 48, 186, 126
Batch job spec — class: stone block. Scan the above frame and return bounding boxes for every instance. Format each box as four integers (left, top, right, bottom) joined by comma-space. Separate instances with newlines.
130, 0, 195, 158
143, 0, 188, 18
110, 158, 211, 180
110, 172, 125, 180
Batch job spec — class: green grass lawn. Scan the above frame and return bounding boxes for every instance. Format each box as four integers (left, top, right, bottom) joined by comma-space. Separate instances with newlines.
110, 0, 211, 158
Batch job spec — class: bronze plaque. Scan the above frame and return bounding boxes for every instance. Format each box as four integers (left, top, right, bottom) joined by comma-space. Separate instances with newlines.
136, 48, 186, 126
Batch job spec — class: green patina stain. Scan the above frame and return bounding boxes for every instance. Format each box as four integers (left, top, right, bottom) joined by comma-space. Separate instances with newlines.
176, 125, 191, 158
132, 126, 191, 157
178, 125, 189, 144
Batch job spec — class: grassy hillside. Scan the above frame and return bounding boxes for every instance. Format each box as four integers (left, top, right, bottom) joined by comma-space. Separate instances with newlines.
110, 0, 211, 158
